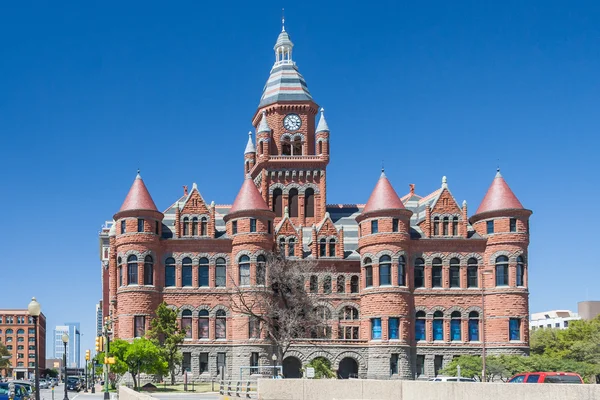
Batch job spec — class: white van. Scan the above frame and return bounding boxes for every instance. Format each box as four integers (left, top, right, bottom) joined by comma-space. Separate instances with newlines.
428, 376, 476, 382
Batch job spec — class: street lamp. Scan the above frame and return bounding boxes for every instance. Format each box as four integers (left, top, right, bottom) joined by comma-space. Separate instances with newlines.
27, 297, 41, 400
271, 354, 277, 379
480, 270, 493, 383
62, 334, 69, 400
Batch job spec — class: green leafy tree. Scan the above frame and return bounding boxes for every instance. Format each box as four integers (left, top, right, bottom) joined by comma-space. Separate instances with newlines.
147, 302, 186, 385
306, 357, 335, 379
43, 368, 58, 378
111, 338, 167, 390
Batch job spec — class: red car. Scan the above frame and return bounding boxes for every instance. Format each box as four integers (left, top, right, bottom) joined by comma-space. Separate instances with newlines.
508, 372, 583, 384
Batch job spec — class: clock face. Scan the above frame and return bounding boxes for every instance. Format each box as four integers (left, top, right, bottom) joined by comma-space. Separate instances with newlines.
283, 114, 302, 131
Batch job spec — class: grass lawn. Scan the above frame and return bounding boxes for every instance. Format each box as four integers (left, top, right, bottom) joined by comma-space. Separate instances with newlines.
140, 382, 216, 393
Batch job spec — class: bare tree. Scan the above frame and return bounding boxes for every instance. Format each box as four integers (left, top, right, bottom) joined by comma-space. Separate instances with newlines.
229, 253, 332, 362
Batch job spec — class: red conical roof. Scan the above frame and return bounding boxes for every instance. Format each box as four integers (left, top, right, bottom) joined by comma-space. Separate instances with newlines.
229, 176, 270, 214
119, 173, 158, 212
475, 170, 524, 214
362, 172, 405, 214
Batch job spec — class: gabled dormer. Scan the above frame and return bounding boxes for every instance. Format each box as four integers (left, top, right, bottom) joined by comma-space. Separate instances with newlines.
314, 212, 344, 259
175, 183, 215, 238
275, 207, 301, 258
426, 176, 468, 238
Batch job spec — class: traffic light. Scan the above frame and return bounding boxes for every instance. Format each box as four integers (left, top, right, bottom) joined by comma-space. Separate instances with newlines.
85, 349, 90, 361
95, 336, 104, 352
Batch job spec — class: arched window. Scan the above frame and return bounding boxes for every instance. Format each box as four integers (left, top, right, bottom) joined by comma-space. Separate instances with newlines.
398, 256, 406, 286
216, 258, 226, 287
259, 141, 264, 155
198, 310, 209, 339
517, 256, 525, 287
414, 258, 425, 288
165, 257, 175, 287
182, 310, 192, 338
433, 217, 440, 236
467, 258, 478, 288
17, 329, 24, 335
199, 257, 209, 287
314, 306, 332, 338
452, 216, 459, 236
328, 239, 336, 257
239, 255, 250, 286
288, 238, 295, 257
450, 311, 461, 341
5, 329, 13, 335
273, 188, 283, 217
181, 257, 192, 287
310, 275, 318, 293
323, 276, 332, 294
215, 310, 227, 339
118, 257, 123, 287
292, 137, 302, 155
495, 255, 509, 286
379, 255, 391, 286
442, 217, 449, 236
279, 237, 286, 255
182, 217, 189, 236
144, 255, 153, 285
431, 258, 443, 288
339, 306, 359, 320
449, 258, 460, 288
319, 238, 326, 257
281, 137, 291, 155
337, 275, 346, 293
468, 311, 480, 341
433, 311, 444, 341
350, 275, 359, 293
415, 311, 426, 341
289, 189, 299, 217
304, 188, 315, 218
201, 217, 208, 236
191, 217, 198, 236
364, 258, 373, 287
127, 255, 138, 285
256, 255, 266, 285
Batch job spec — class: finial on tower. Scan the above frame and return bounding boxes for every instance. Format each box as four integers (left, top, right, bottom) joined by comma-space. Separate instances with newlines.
282, 8, 285, 32
442, 176, 448, 188
136, 168, 141, 179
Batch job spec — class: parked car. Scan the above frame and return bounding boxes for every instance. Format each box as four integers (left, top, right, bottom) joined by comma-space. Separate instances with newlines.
66, 378, 81, 392
508, 372, 583, 384
38, 379, 50, 389
0, 382, 31, 400
11, 382, 33, 397
428, 376, 477, 382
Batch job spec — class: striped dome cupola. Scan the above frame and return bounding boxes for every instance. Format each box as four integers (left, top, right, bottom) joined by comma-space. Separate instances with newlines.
258, 19, 312, 108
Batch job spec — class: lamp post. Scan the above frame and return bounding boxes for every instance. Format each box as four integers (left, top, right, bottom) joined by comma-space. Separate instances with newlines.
480, 270, 493, 383
271, 354, 277, 379
27, 297, 41, 400
62, 334, 69, 400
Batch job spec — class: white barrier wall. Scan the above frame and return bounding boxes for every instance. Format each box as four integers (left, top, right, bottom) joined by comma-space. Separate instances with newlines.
255, 379, 600, 400
118, 386, 155, 400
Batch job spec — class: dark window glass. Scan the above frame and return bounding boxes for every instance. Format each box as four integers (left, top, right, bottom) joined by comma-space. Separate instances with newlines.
273, 189, 283, 217
256, 255, 266, 285
250, 218, 256, 233
144, 255, 153, 285
304, 189, 315, 218
319, 239, 326, 257
127, 255, 138, 285
288, 238, 295, 257
267, 220, 272, 234
415, 312, 426, 341
452, 217, 459, 236
182, 257, 193, 287
250, 352, 259, 368
390, 354, 399, 375
182, 310, 192, 339
201, 217, 208, 236
323, 276, 332, 294
434, 355, 443, 377
199, 353, 209, 374
182, 217, 189, 236
510, 218, 517, 232
249, 318, 261, 339
392, 219, 399, 232
432, 259, 442, 288
216, 310, 227, 339
199, 258, 209, 287
371, 220, 378, 234
433, 217, 439, 235
134, 316, 145, 338
364, 258, 373, 287
468, 312, 480, 341
379, 255, 391, 285
526, 374, 540, 383
121, 220, 126, 234
337, 275, 345, 293
191, 217, 198, 236
433, 311, 443, 340
279, 237, 286, 256
239, 255, 250, 286
137, 218, 144, 233
350, 275, 359, 293
155, 221, 159, 235
414, 258, 425, 288
516, 256, 525, 286
216, 258, 226, 287
328, 239, 335, 257
442, 217, 449, 236
467, 258, 478, 288
449, 258, 460, 288
182, 353, 191, 372
198, 310, 209, 339
509, 318, 521, 341
388, 318, 399, 340
371, 318, 382, 340
487, 220, 494, 234
416, 355, 425, 377
398, 256, 406, 286
288, 189, 299, 217
118, 265, 123, 287
451, 312, 461, 341
495, 256, 509, 286
309, 275, 318, 293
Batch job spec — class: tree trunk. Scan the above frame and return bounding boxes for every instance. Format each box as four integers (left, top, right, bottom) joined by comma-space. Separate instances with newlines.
170, 366, 175, 385
132, 373, 138, 391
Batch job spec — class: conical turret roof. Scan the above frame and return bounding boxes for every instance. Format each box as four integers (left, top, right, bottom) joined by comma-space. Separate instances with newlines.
362, 171, 405, 214
119, 172, 158, 213
244, 131, 256, 154
229, 176, 270, 214
475, 170, 524, 214
316, 108, 329, 132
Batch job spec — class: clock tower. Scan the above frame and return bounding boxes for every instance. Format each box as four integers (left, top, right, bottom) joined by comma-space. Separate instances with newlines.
248, 22, 330, 228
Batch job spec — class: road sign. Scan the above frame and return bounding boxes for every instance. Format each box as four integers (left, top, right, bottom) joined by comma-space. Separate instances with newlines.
306, 367, 315, 378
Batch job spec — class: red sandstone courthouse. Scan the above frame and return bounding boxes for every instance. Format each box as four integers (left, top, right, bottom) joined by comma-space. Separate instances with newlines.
99, 25, 532, 380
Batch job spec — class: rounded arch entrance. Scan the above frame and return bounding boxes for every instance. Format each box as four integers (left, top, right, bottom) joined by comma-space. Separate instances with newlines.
282, 356, 302, 378
337, 357, 358, 379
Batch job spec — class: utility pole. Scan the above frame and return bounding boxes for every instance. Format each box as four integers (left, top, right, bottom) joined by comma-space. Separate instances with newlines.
103, 317, 111, 400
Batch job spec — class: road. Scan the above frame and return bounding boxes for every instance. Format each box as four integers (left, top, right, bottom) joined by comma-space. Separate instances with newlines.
38, 384, 218, 400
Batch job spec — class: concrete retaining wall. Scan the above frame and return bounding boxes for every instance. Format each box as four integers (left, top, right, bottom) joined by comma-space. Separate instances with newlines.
255, 379, 600, 400
119, 386, 155, 400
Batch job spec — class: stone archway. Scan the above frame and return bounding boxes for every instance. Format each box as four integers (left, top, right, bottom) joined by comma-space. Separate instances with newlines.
337, 357, 358, 379
282, 356, 303, 378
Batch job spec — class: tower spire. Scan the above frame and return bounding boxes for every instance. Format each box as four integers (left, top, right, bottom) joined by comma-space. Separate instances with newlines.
282, 8, 285, 32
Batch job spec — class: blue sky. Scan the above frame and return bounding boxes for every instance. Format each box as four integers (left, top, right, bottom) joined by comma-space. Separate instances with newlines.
1, 1, 599, 361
